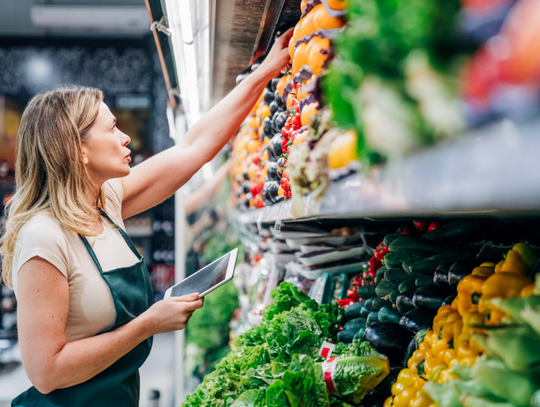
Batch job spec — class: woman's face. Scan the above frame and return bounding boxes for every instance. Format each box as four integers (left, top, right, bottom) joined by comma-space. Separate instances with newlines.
82, 102, 131, 185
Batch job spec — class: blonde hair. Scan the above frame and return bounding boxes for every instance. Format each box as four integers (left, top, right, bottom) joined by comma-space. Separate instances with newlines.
1, 86, 106, 288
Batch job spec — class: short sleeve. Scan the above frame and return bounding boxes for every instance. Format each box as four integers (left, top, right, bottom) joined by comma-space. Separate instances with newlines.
103, 178, 124, 224
13, 217, 71, 295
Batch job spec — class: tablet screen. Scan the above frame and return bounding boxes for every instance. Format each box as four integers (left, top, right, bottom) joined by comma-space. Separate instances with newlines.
170, 253, 231, 297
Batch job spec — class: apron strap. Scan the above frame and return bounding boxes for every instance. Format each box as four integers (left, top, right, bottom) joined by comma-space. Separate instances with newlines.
98, 209, 142, 260
79, 209, 143, 274
79, 235, 104, 274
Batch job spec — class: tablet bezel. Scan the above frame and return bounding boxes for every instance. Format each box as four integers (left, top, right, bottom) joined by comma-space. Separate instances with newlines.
164, 247, 238, 299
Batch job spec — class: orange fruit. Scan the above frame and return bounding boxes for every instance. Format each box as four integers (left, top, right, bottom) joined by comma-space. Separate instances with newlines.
300, 0, 309, 14
248, 131, 259, 139
247, 115, 259, 129
286, 92, 294, 109
259, 104, 271, 121
325, 0, 348, 11
307, 37, 331, 75
292, 42, 309, 75
314, 5, 344, 30
249, 101, 260, 115
289, 22, 304, 58
276, 75, 289, 97
301, 102, 319, 126
301, 7, 319, 37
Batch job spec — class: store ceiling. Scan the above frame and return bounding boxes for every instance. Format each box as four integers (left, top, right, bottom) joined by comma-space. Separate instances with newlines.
0, 0, 149, 38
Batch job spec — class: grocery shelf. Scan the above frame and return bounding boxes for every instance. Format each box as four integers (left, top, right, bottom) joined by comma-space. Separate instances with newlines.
236, 118, 540, 224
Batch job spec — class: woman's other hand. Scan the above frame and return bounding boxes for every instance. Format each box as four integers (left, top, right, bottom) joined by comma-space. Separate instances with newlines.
141, 292, 204, 336
257, 28, 294, 79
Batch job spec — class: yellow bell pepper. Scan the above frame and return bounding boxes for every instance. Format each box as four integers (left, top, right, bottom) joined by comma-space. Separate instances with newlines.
497, 243, 537, 275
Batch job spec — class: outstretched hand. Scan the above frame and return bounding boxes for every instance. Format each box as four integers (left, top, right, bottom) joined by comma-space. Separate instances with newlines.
258, 28, 294, 79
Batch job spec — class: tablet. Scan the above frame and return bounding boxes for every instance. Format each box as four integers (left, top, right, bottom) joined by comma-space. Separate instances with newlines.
164, 248, 238, 299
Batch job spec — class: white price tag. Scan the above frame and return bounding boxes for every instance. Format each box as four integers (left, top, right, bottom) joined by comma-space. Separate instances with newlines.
273, 219, 282, 236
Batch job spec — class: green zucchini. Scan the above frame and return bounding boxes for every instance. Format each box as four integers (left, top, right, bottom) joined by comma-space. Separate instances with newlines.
353, 327, 366, 340
372, 297, 391, 311
375, 274, 383, 284
398, 279, 416, 293
343, 318, 367, 331
360, 306, 372, 318
383, 233, 406, 247
422, 221, 484, 242
389, 236, 472, 254
357, 285, 377, 299
365, 297, 375, 311
384, 267, 414, 284
404, 252, 475, 275
375, 280, 397, 297
337, 329, 356, 343
366, 311, 380, 326
384, 251, 431, 268
415, 276, 435, 286
389, 289, 400, 304
377, 266, 387, 276
344, 301, 365, 319
378, 305, 401, 324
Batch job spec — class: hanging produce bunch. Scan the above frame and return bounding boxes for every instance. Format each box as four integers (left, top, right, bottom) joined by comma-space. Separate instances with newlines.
230, 0, 349, 211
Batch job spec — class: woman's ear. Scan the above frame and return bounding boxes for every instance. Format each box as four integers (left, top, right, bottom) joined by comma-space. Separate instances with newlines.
81, 146, 89, 165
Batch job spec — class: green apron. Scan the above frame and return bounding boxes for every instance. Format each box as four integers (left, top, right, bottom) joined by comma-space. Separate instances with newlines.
12, 210, 154, 407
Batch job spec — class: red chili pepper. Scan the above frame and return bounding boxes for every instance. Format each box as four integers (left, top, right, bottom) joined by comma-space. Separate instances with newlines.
428, 221, 441, 232
337, 298, 354, 308
338, 326, 343, 331
347, 288, 360, 302
353, 274, 363, 284
413, 220, 430, 233
292, 112, 302, 128
401, 226, 414, 235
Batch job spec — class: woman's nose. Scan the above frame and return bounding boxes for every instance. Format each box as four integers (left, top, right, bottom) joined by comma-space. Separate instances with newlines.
121, 132, 131, 146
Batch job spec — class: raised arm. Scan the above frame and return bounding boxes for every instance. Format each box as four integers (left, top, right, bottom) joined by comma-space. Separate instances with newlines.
17, 257, 202, 394
120, 29, 293, 219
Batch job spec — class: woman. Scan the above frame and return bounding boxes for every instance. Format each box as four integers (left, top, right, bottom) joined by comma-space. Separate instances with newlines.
0, 30, 292, 407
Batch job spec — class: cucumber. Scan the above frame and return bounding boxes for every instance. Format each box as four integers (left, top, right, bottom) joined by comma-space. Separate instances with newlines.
378, 305, 401, 324
375, 274, 384, 284
377, 266, 387, 276
337, 329, 356, 343
365, 297, 375, 311
343, 318, 367, 331
422, 221, 484, 242
344, 301, 365, 319
357, 285, 377, 299
375, 280, 397, 297
384, 267, 414, 284
383, 233, 407, 247
389, 236, 472, 254
398, 279, 416, 293
415, 276, 434, 286
360, 306, 372, 318
372, 297, 391, 311
384, 251, 431, 269
389, 290, 400, 304
404, 252, 475, 275
366, 311, 380, 326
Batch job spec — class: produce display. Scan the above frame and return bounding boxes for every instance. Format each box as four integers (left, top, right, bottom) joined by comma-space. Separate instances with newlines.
184, 217, 540, 407
187, 0, 540, 405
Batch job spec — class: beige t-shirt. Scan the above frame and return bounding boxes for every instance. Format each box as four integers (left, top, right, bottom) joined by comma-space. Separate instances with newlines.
12, 178, 140, 342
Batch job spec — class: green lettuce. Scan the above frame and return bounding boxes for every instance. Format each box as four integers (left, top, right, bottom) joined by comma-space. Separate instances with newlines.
331, 340, 390, 404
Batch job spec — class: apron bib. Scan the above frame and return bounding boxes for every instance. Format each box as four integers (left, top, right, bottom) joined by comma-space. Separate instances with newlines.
12, 210, 154, 407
